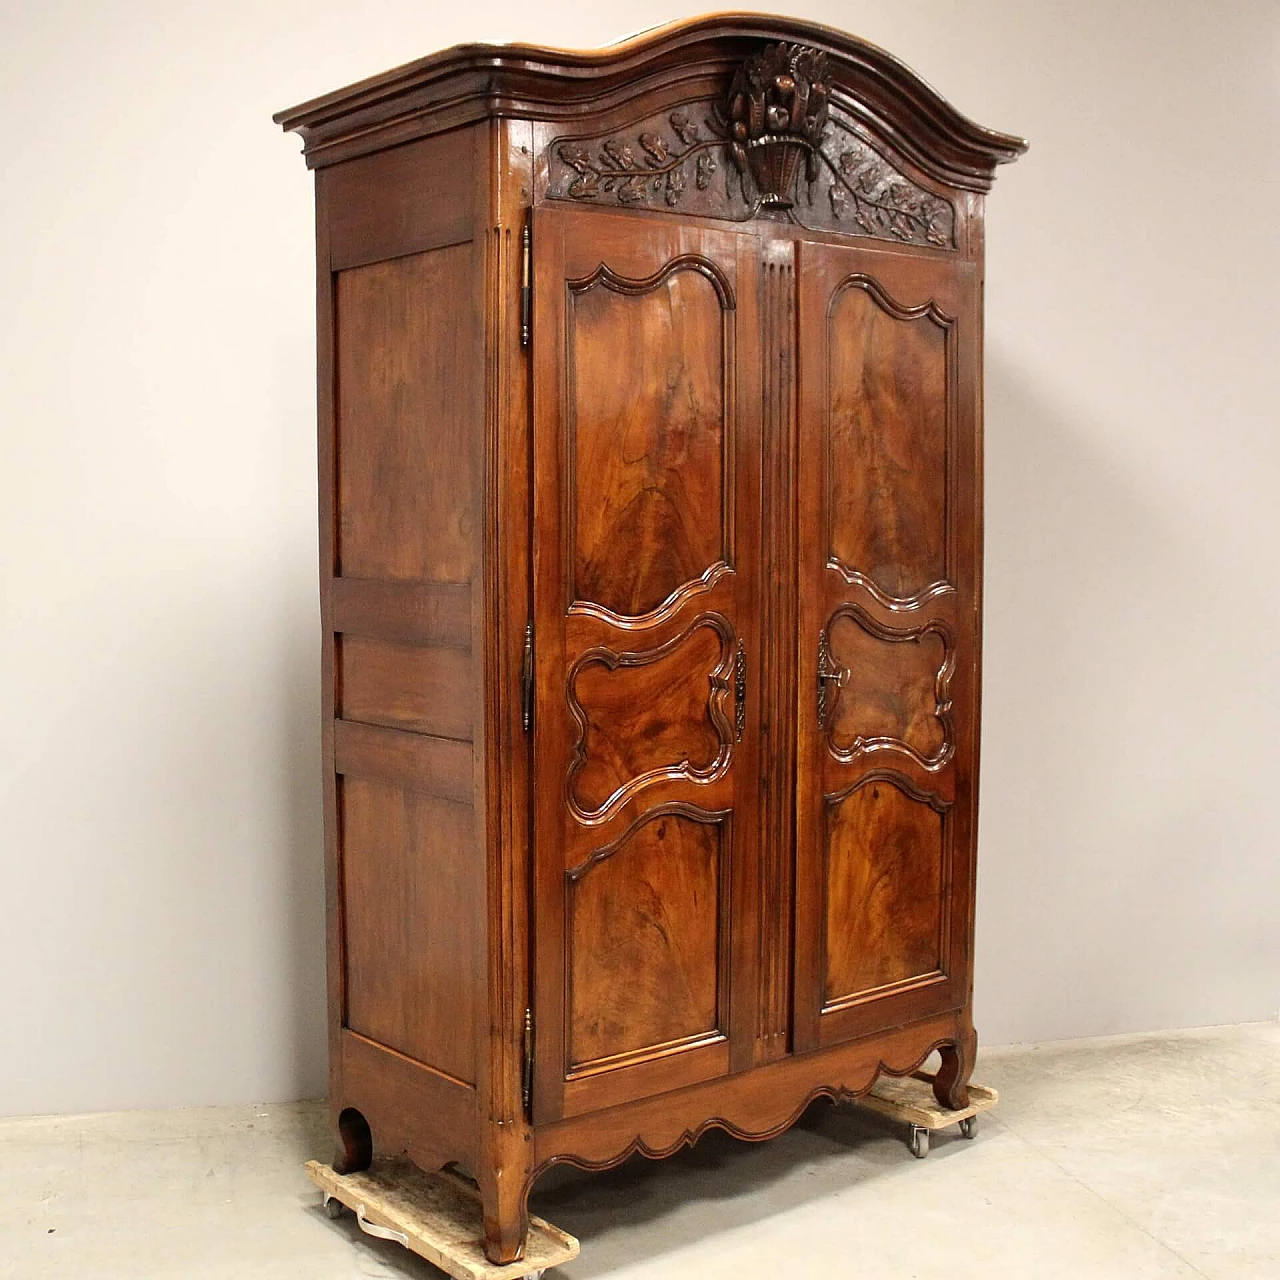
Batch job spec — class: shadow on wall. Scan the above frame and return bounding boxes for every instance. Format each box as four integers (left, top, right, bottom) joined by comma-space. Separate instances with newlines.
976, 349, 1277, 1045
279, 608, 328, 1102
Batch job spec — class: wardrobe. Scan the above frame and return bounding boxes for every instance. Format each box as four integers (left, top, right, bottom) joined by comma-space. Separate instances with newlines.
275, 15, 1025, 1263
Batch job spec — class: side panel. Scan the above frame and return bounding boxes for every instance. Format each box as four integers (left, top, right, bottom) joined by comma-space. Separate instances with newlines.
342, 778, 479, 1082
531, 206, 763, 1122
317, 129, 487, 1171
335, 246, 477, 583
794, 242, 979, 1053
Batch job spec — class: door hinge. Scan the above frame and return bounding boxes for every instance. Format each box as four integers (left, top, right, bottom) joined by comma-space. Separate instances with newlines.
522, 1007, 534, 1114
521, 622, 534, 732
519, 215, 532, 348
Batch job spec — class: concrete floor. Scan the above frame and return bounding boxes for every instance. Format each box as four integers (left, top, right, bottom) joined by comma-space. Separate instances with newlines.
2, 1022, 1276, 1279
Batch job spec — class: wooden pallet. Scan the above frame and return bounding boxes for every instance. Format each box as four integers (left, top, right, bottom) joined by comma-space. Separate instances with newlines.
855, 1071, 998, 1158
306, 1158, 579, 1279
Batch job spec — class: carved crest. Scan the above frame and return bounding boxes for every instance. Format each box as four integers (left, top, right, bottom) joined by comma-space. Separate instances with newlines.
548, 42, 956, 248
725, 42, 831, 209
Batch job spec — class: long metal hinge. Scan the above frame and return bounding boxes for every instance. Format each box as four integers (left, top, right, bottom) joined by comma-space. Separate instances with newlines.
519, 216, 532, 348
522, 1007, 534, 1113
521, 622, 534, 732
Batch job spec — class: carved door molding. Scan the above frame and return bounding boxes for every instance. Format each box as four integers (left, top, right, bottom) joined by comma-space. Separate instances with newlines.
529, 206, 763, 1122
529, 211, 982, 1116
792, 239, 980, 1054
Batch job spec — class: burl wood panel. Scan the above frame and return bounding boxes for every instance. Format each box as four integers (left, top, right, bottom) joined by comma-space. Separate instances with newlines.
567, 618, 732, 820
342, 777, 480, 1084
827, 282, 948, 598
336, 245, 476, 582
340, 636, 475, 742
569, 266, 728, 618
568, 812, 723, 1070
824, 778, 944, 1005
826, 612, 947, 762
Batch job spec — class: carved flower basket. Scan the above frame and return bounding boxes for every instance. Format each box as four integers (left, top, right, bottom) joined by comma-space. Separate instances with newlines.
744, 135, 813, 208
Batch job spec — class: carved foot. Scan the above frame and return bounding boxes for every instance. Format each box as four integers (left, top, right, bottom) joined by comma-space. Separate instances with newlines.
333, 1106, 373, 1175
480, 1177, 530, 1265
479, 1121, 534, 1265
932, 1025, 977, 1111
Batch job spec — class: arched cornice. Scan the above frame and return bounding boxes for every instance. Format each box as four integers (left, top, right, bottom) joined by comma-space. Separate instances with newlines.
274, 14, 1028, 189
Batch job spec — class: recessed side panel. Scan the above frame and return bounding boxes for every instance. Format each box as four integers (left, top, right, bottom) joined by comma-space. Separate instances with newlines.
826, 280, 949, 600
326, 129, 475, 270
568, 262, 730, 620
339, 636, 474, 742
336, 244, 476, 583
567, 810, 725, 1072
341, 776, 480, 1086
823, 775, 947, 1008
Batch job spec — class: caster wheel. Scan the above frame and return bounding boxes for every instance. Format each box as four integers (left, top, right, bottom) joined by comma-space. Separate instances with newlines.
323, 1196, 345, 1220
908, 1126, 929, 1159
959, 1115, 978, 1140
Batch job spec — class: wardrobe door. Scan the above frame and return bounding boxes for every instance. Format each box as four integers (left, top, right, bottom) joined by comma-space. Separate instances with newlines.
528, 206, 763, 1121
792, 240, 980, 1053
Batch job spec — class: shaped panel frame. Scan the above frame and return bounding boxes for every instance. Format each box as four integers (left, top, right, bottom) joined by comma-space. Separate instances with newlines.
823, 273, 958, 607
565, 612, 737, 826
564, 802, 733, 1079
822, 603, 956, 771
564, 255, 737, 627
819, 770, 953, 1018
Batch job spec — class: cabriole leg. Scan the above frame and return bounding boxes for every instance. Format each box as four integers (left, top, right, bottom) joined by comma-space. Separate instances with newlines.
478, 1127, 532, 1265
479, 1169, 530, 1264
932, 1021, 977, 1111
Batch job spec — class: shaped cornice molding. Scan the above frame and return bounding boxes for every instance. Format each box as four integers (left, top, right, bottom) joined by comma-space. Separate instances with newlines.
273, 14, 1028, 189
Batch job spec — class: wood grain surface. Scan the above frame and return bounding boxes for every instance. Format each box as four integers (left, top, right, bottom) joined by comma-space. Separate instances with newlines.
277, 14, 1025, 1262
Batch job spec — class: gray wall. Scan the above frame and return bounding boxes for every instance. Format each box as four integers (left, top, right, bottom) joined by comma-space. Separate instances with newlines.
1, 0, 1276, 1117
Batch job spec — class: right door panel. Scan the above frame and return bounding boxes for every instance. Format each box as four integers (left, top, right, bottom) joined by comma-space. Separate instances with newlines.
793, 240, 979, 1053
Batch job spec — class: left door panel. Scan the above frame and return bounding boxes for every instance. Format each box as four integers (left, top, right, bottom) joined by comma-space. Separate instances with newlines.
530, 207, 762, 1122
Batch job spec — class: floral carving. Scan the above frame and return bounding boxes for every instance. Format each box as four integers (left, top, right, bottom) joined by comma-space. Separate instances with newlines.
825, 140, 952, 246
670, 110, 700, 146
548, 44, 956, 249
556, 111, 723, 209
725, 42, 831, 208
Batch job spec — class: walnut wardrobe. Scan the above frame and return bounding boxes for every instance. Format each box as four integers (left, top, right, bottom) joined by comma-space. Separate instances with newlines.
275, 15, 1025, 1264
